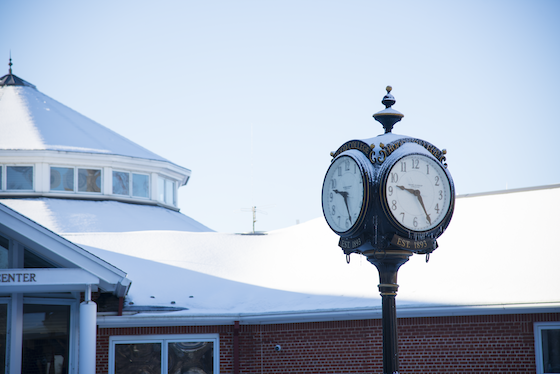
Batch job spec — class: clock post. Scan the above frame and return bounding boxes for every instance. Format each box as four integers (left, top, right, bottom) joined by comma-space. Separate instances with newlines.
364, 248, 412, 374
321, 87, 455, 374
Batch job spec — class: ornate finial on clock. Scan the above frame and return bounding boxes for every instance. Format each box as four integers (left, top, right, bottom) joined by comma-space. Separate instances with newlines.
373, 86, 404, 134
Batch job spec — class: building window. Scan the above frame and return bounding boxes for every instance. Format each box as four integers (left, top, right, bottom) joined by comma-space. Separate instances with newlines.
110, 334, 218, 374
50, 167, 101, 193
112, 171, 150, 198
112, 171, 130, 195
0, 235, 8, 269
78, 168, 101, 193
158, 177, 175, 206
535, 322, 560, 374
132, 173, 150, 198
50, 167, 74, 191
24, 248, 57, 268
6, 166, 33, 190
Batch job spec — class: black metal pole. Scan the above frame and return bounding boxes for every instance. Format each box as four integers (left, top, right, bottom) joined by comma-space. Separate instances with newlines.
365, 249, 412, 374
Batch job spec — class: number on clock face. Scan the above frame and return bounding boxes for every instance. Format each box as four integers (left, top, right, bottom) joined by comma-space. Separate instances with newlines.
322, 155, 365, 234
385, 154, 451, 232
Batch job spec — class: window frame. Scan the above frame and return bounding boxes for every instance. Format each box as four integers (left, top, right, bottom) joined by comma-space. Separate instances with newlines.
49, 166, 76, 193
112, 170, 150, 199
49, 166, 103, 194
5, 165, 34, 191
131, 172, 150, 199
76, 167, 102, 194
535, 322, 560, 374
111, 170, 131, 196
157, 176, 176, 206
109, 333, 219, 374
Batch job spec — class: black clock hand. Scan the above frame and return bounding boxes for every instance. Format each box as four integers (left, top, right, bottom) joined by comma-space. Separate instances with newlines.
415, 193, 431, 225
397, 186, 431, 224
397, 185, 416, 194
334, 189, 353, 224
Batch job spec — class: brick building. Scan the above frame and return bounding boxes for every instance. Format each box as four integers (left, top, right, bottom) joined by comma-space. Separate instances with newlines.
1, 67, 559, 374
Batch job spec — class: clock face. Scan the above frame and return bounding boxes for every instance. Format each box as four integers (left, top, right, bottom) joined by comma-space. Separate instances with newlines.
322, 155, 367, 235
383, 154, 453, 232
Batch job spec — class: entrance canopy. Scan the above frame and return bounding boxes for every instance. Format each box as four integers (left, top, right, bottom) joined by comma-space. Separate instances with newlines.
0, 202, 130, 296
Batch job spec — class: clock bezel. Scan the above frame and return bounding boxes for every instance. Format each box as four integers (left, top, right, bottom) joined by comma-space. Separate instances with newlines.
379, 151, 455, 236
321, 151, 371, 238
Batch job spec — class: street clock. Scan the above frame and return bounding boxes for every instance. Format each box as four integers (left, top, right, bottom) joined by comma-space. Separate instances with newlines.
321, 87, 455, 255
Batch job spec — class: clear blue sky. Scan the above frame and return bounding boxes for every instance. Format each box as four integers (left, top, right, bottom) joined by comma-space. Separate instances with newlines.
2, 0, 559, 233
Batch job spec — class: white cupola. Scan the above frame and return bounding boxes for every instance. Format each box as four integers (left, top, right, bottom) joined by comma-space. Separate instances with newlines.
0, 60, 211, 233
0, 60, 189, 210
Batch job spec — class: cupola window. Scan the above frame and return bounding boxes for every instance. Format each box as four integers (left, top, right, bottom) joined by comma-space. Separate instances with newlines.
112, 171, 129, 195
132, 173, 150, 198
158, 176, 175, 206
50, 167, 101, 193
50, 167, 74, 191
7, 166, 33, 190
113, 171, 150, 198
78, 168, 101, 193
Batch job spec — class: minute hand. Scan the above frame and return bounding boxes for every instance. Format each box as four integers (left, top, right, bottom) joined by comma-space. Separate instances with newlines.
396, 185, 431, 225
334, 189, 352, 224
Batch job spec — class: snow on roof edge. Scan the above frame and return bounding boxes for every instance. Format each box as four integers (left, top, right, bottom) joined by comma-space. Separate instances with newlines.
457, 183, 560, 199
97, 302, 560, 327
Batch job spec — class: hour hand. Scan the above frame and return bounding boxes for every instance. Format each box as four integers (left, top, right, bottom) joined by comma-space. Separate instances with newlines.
397, 185, 415, 194
333, 189, 348, 198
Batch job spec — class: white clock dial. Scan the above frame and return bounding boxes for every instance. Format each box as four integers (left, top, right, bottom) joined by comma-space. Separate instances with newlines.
384, 154, 452, 232
322, 155, 366, 234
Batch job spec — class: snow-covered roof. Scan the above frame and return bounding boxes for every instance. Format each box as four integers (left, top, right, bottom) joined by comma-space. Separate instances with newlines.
0, 198, 213, 233
0, 202, 130, 295
55, 184, 560, 325
0, 80, 168, 162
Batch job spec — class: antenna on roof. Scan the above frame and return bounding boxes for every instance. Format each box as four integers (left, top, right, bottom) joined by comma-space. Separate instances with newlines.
8, 51, 12, 74
241, 205, 269, 234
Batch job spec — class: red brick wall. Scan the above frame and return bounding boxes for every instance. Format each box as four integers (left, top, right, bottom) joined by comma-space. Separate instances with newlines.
96, 312, 559, 374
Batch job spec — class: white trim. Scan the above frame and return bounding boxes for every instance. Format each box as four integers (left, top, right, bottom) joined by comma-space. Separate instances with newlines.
8, 293, 22, 374
0, 159, 181, 207
97, 302, 560, 327
0, 149, 191, 186
534, 322, 560, 374
0, 269, 99, 293
109, 334, 219, 374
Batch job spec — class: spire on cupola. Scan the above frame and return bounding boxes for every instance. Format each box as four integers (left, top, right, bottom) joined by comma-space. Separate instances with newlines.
0, 54, 37, 89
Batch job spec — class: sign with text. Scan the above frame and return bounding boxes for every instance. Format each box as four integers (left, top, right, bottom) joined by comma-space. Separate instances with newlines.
0, 268, 99, 293
391, 234, 436, 253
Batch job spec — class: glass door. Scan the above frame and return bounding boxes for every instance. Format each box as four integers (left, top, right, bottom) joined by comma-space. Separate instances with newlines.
22, 304, 70, 374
